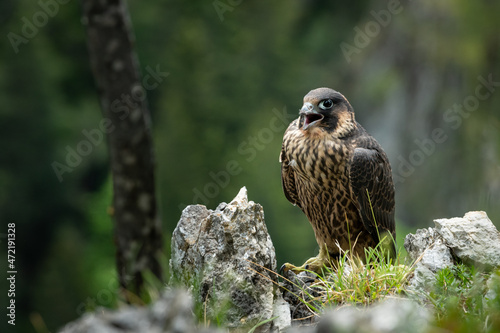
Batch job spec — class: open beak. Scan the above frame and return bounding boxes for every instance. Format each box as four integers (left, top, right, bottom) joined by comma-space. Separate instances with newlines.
299, 102, 324, 130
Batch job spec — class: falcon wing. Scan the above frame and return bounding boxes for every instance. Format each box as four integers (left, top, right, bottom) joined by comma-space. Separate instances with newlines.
280, 145, 301, 208
349, 146, 395, 241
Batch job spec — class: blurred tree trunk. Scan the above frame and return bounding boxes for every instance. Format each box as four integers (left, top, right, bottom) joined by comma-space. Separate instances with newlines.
81, 0, 163, 300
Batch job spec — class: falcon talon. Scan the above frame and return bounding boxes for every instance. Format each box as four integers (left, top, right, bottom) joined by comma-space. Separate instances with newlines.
280, 88, 396, 268
279, 263, 286, 275
279, 263, 296, 276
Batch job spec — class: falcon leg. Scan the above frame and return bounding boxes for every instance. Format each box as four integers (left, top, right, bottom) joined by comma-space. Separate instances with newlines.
280, 244, 332, 275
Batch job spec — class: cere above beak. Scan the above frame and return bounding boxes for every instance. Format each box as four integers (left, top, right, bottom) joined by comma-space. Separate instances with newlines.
300, 103, 324, 130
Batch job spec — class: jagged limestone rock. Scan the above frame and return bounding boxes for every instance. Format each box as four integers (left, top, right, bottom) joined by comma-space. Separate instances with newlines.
170, 187, 278, 331
404, 227, 453, 271
404, 211, 500, 294
434, 211, 500, 270
404, 227, 455, 294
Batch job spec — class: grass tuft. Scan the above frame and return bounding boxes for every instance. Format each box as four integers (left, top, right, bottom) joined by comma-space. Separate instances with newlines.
298, 245, 412, 313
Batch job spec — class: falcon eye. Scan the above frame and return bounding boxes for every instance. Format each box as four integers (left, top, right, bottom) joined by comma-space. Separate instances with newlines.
319, 99, 334, 110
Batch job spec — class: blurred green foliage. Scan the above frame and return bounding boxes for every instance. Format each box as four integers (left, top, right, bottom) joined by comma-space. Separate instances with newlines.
0, 0, 499, 332
430, 265, 500, 332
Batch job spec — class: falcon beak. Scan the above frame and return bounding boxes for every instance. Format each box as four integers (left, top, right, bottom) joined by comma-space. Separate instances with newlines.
299, 102, 324, 130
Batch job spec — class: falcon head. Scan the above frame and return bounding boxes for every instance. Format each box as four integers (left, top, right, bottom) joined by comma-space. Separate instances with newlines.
298, 87, 355, 136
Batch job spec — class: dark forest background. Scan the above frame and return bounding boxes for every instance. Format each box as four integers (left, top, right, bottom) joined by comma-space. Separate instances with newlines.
1, 0, 500, 332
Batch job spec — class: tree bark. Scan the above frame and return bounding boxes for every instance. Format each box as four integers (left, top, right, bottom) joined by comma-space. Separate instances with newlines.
81, 0, 163, 299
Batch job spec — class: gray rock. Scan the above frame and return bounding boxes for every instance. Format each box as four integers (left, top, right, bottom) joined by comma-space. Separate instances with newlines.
434, 211, 500, 270
170, 187, 278, 331
404, 211, 500, 296
280, 270, 322, 326
406, 264, 437, 297
404, 228, 453, 273
284, 325, 317, 333
404, 227, 454, 294
272, 295, 292, 331
58, 289, 220, 333
404, 227, 455, 271
316, 298, 430, 333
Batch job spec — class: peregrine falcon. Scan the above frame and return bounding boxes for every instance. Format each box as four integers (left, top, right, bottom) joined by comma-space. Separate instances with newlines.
280, 88, 395, 273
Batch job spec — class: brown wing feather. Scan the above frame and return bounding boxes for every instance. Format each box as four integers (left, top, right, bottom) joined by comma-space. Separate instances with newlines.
348, 146, 395, 240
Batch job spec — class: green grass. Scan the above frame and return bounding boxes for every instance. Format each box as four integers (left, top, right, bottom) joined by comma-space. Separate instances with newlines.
429, 264, 500, 332
288, 245, 412, 314
283, 192, 412, 311
285, 244, 500, 333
